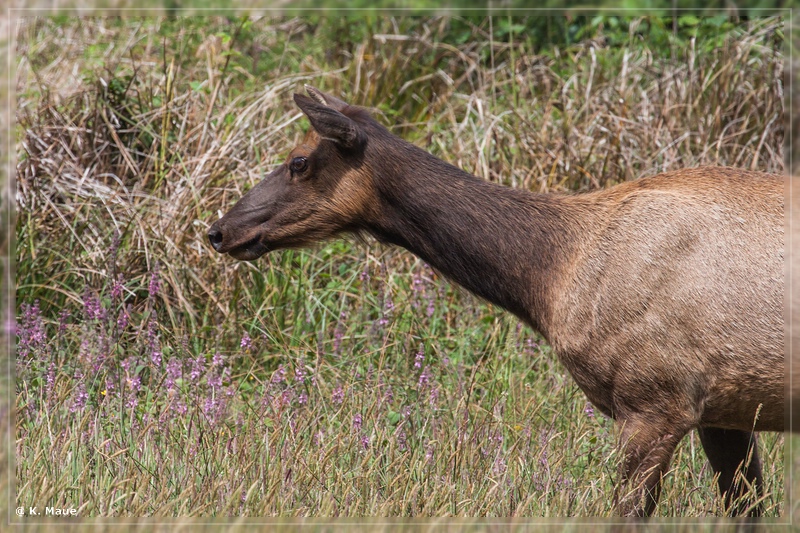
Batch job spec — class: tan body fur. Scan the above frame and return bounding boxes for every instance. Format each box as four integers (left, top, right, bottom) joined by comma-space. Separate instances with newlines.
551, 169, 783, 433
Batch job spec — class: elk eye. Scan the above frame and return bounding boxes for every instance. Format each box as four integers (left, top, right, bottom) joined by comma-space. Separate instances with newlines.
289, 156, 308, 175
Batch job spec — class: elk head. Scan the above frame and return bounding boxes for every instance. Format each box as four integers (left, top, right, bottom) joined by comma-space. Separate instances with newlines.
207, 86, 375, 261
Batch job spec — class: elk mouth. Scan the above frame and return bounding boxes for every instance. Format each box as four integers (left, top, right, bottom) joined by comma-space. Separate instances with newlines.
227, 234, 270, 261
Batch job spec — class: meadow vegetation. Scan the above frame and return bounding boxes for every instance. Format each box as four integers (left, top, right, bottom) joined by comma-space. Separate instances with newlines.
14, 15, 786, 518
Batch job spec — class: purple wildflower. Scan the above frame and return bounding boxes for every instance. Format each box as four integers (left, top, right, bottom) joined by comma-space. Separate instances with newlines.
105, 378, 116, 398
539, 430, 551, 469
45, 362, 56, 397
413, 271, 424, 289
70, 382, 88, 413
17, 300, 46, 358
203, 397, 219, 416
361, 434, 370, 450
418, 366, 431, 387
383, 385, 394, 405
332, 386, 344, 405
493, 456, 507, 476
127, 375, 141, 393
240, 333, 252, 350
57, 309, 70, 333
428, 385, 439, 406
207, 370, 223, 389
271, 365, 287, 384
166, 358, 182, 390
333, 328, 344, 353
414, 345, 424, 369
279, 388, 294, 408
353, 413, 362, 431
111, 273, 124, 300
294, 366, 306, 384
524, 337, 540, 355
109, 230, 121, 262
425, 443, 434, 462
82, 290, 104, 321
126, 391, 139, 410
190, 355, 205, 381
77, 337, 92, 366
298, 393, 308, 405
376, 288, 395, 328
411, 271, 424, 307
584, 402, 595, 418
116, 307, 129, 330
148, 264, 161, 297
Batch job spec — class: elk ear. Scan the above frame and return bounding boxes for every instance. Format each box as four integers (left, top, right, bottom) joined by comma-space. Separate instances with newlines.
304, 85, 349, 112
294, 93, 365, 149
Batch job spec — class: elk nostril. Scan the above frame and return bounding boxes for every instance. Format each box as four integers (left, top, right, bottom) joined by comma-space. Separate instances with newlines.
208, 226, 224, 251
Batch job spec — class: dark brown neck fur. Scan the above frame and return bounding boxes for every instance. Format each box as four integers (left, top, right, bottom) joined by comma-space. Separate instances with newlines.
359, 122, 584, 336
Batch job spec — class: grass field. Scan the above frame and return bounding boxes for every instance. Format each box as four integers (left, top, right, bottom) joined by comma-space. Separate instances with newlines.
13, 14, 787, 520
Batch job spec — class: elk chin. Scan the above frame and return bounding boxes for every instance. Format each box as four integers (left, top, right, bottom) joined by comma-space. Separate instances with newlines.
227, 236, 270, 261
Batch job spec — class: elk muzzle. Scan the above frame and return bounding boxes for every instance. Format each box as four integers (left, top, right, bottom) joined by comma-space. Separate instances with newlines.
206, 168, 285, 260
207, 218, 271, 261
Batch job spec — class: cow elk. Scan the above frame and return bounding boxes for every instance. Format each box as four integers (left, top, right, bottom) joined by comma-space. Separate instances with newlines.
208, 86, 784, 517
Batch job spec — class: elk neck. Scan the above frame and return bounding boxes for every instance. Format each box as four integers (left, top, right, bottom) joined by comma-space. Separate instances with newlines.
360, 133, 591, 337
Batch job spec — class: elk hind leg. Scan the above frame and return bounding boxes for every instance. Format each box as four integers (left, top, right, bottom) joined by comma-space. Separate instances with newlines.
697, 427, 764, 517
